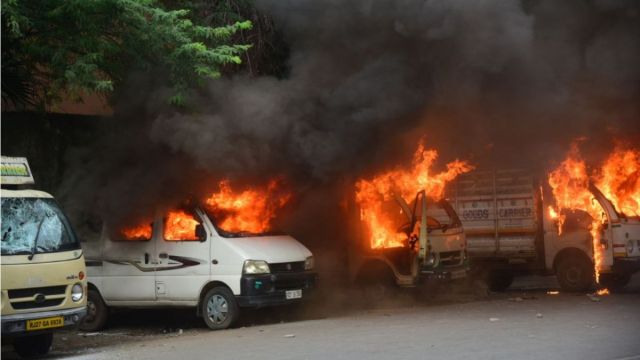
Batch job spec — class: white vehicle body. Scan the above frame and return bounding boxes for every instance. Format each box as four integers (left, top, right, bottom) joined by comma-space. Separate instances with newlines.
83, 207, 316, 330
447, 169, 640, 291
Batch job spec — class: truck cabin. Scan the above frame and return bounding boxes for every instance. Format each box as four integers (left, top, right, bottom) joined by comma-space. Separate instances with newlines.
396, 197, 463, 245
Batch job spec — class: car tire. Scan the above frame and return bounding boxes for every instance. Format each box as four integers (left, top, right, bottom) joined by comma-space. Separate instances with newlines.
598, 273, 631, 292
13, 333, 53, 358
201, 287, 239, 330
79, 289, 109, 332
486, 269, 514, 292
556, 256, 593, 292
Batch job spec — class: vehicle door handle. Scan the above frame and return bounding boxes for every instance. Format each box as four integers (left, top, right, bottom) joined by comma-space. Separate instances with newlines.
159, 253, 168, 259
144, 252, 149, 264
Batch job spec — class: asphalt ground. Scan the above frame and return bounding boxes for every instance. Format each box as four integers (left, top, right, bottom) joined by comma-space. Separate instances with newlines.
2, 274, 639, 360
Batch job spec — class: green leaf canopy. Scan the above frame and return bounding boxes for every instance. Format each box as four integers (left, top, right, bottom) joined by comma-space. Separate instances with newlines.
1, 0, 252, 108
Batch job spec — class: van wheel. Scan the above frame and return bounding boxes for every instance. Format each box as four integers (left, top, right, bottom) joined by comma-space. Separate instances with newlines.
201, 287, 239, 330
556, 256, 593, 292
599, 273, 631, 292
13, 333, 53, 358
79, 289, 108, 332
486, 269, 514, 292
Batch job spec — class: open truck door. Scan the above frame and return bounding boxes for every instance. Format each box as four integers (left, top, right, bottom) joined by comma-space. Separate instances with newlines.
589, 184, 640, 290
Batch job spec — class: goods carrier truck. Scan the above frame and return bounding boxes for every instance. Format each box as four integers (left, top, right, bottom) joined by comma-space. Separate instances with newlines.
445, 169, 640, 292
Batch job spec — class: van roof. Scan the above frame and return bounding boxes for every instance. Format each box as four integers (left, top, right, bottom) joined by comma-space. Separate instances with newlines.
0, 189, 54, 199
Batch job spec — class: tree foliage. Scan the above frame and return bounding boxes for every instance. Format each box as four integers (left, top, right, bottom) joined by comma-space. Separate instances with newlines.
1, 0, 252, 108
181, 0, 290, 78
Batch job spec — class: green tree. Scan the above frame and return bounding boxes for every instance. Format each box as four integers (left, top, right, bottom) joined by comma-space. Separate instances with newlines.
1, 0, 252, 108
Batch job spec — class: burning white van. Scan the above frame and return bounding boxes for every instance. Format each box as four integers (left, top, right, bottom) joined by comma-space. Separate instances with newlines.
79, 206, 316, 331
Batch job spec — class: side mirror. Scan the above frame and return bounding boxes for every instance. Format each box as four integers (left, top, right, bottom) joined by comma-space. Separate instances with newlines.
195, 224, 206, 242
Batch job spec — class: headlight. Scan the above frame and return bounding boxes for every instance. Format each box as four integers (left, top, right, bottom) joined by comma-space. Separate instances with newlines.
71, 283, 83, 302
627, 240, 635, 254
304, 256, 314, 270
243, 260, 270, 274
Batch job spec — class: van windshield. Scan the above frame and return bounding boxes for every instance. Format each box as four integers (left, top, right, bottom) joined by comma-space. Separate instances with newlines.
200, 207, 285, 238
1, 197, 80, 256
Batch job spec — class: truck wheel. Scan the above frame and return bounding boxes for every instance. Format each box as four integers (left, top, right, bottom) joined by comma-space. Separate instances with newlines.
556, 256, 593, 292
599, 273, 631, 292
487, 270, 514, 292
201, 287, 239, 330
79, 289, 109, 332
13, 333, 53, 358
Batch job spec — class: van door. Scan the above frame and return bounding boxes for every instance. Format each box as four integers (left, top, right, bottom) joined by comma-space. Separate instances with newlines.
154, 209, 211, 301
100, 221, 157, 301
590, 185, 620, 269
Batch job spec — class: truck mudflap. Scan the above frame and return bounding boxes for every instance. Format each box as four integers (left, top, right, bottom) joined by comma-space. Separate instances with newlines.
237, 272, 317, 308
1, 306, 87, 336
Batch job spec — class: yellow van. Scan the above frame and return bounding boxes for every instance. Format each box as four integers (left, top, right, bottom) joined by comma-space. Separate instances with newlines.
1, 157, 87, 357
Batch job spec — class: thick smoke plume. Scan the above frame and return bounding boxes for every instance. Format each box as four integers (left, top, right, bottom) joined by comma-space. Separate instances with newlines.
59, 0, 640, 245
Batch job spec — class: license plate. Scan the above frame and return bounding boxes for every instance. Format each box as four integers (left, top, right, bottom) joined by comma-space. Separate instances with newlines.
285, 289, 302, 300
26, 316, 64, 331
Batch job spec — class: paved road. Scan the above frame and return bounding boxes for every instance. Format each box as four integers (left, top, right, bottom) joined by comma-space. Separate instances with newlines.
3, 275, 640, 360
67, 292, 640, 360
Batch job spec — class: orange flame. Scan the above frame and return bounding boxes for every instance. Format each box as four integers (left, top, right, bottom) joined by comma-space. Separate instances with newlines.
164, 210, 200, 240
355, 141, 474, 249
549, 143, 640, 283
596, 288, 610, 296
121, 223, 152, 240
119, 179, 291, 239
547, 206, 564, 234
548, 144, 606, 283
204, 179, 291, 233
594, 147, 640, 217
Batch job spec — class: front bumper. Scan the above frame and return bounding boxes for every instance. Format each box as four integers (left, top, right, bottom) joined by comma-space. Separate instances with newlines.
236, 271, 317, 307
1, 306, 87, 336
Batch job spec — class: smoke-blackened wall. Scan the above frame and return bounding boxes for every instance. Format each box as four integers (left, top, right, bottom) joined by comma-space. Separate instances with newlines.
57, 0, 640, 248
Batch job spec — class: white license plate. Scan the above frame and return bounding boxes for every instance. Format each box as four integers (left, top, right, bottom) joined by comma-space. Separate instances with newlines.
285, 289, 302, 300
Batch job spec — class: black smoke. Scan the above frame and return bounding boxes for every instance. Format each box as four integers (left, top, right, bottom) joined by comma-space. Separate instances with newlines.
59, 0, 640, 247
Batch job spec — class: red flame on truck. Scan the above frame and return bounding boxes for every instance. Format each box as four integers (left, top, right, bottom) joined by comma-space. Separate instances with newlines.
548, 143, 605, 281
548, 142, 640, 282
355, 141, 473, 249
594, 147, 640, 217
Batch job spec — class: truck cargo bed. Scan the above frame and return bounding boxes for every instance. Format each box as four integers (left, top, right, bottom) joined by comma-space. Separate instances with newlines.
446, 169, 540, 259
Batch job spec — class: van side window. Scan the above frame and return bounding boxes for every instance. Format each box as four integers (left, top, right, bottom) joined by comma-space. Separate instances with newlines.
163, 210, 201, 241
117, 221, 153, 241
